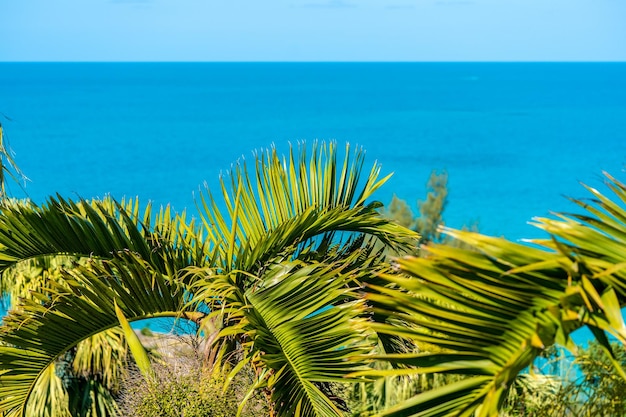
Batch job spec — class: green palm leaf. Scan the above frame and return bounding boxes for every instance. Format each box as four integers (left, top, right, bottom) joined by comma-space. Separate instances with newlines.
196, 143, 417, 276
224, 259, 375, 417
189, 142, 418, 416
0, 195, 204, 416
0, 197, 202, 302
0, 252, 193, 417
362, 240, 564, 416
23, 363, 71, 417
191, 142, 418, 310
361, 173, 626, 416
0, 142, 419, 417
71, 328, 127, 392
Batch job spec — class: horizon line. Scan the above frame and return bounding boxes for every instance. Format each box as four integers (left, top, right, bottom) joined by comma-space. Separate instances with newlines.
1, 60, 625, 64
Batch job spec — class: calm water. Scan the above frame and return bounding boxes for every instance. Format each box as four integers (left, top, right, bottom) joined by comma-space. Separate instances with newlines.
1, 62, 626, 329
1, 62, 625, 240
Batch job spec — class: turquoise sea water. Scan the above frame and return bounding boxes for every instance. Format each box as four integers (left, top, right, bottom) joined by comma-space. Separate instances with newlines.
1, 63, 626, 319
2, 63, 625, 242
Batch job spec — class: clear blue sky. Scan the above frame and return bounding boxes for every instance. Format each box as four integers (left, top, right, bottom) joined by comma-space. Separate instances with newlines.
1, 0, 625, 61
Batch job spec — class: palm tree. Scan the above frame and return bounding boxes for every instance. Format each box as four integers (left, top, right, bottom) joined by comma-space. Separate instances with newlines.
0, 122, 27, 199
0, 142, 418, 417
360, 172, 626, 416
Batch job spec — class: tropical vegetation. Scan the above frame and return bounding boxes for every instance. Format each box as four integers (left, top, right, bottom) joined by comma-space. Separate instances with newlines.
0, 141, 417, 417
501, 342, 626, 416
383, 170, 450, 245
383, 170, 478, 254
0, 132, 625, 417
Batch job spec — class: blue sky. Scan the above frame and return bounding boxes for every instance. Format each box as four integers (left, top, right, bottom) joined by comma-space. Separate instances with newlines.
1, 0, 625, 61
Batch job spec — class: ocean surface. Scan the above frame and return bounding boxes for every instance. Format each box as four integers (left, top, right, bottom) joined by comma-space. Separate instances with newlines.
0, 62, 624, 243
1, 63, 624, 350
1, 62, 625, 334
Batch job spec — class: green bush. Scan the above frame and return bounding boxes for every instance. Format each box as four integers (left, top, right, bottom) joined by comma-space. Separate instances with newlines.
502, 342, 626, 417
130, 372, 236, 417
119, 356, 268, 417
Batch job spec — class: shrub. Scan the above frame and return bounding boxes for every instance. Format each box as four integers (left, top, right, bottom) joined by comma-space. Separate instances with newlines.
118, 346, 268, 417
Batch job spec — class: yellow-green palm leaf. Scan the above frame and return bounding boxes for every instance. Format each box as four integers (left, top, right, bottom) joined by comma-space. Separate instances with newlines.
364, 173, 626, 416
0, 142, 419, 417
242, 260, 374, 417
0, 252, 193, 417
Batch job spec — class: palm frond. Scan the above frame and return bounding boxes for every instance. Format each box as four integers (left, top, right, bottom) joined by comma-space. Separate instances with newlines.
361, 173, 626, 416
71, 327, 127, 390
0, 252, 192, 417
0, 142, 419, 417
185, 142, 418, 416
0, 196, 202, 290
23, 363, 71, 417
66, 378, 119, 417
0, 197, 204, 417
196, 142, 418, 278
0, 123, 28, 198
363, 239, 564, 416
240, 260, 376, 417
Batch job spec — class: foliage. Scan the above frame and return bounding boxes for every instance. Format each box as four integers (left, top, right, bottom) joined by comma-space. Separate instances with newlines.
348, 369, 465, 416
384, 195, 414, 230
358, 172, 626, 416
0, 194, 206, 417
0, 142, 418, 417
0, 252, 129, 416
0, 126, 132, 417
415, 170, 448, 244
184, 143, 417, 416
502, 341, 626, 416
571, 341, 626, 415
119, 355, 268, 417
3, 134, 626, 417
0, 121, 27, 199
501, 373, 566, 417
124, 369, 239, 417
383, 170, 477, 253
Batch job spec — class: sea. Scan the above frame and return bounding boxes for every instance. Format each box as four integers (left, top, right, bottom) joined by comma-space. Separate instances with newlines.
1, 62, 625, 322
